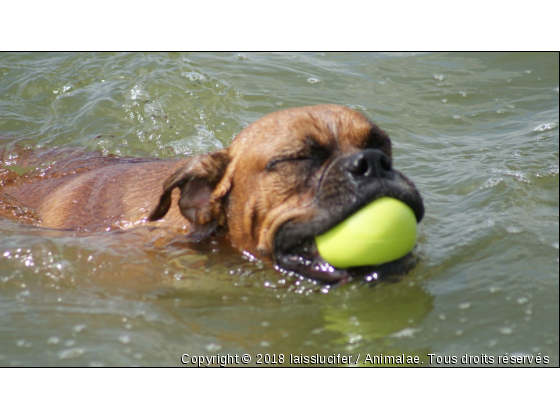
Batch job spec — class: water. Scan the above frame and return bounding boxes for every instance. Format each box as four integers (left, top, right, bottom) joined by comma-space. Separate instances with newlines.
0, 52, 558, 366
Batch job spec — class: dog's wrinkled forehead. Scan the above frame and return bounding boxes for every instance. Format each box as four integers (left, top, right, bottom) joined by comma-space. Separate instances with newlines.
230, 105, 392, 166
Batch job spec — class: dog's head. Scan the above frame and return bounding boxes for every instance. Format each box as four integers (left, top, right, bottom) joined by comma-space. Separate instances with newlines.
150, 105, 424, 283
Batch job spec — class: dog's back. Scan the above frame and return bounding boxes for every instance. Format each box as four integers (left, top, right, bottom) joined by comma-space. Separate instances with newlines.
1, 145, 189, 230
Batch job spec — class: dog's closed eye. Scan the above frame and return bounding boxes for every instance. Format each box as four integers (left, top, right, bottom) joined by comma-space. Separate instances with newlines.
266, 140, 330, 172
362, 127, 392, 158
265, 155, 324, 171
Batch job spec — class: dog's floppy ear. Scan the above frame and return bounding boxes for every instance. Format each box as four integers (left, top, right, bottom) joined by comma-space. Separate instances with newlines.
148, 149, 231, 236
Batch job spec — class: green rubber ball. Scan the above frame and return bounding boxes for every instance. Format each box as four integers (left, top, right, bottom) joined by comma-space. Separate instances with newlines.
315, 197, 417, 268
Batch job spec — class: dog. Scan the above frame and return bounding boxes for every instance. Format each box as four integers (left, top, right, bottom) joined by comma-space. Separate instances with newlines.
0, 105, 424, 283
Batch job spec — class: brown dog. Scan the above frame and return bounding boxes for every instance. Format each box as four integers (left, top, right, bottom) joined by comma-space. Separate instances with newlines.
0, 105, 424, 283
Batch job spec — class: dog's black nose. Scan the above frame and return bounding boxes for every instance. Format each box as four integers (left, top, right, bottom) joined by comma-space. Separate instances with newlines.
346, 149, 392, 180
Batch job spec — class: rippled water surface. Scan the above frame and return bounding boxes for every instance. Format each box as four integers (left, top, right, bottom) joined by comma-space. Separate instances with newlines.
0, 52, 558, 366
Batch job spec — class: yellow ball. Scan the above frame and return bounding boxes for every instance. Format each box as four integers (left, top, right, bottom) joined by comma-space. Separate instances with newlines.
315, 197, 417, 268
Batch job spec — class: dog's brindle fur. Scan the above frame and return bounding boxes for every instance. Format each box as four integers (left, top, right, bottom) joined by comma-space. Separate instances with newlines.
0, 105, 424, 283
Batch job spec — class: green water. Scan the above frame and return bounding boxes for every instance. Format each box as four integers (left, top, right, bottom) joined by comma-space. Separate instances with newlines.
0, 52, 558, 367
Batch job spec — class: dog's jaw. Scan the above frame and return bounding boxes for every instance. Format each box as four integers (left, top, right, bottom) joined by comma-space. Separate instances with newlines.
274, 236, 351, 283
272, 170, 424, 284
